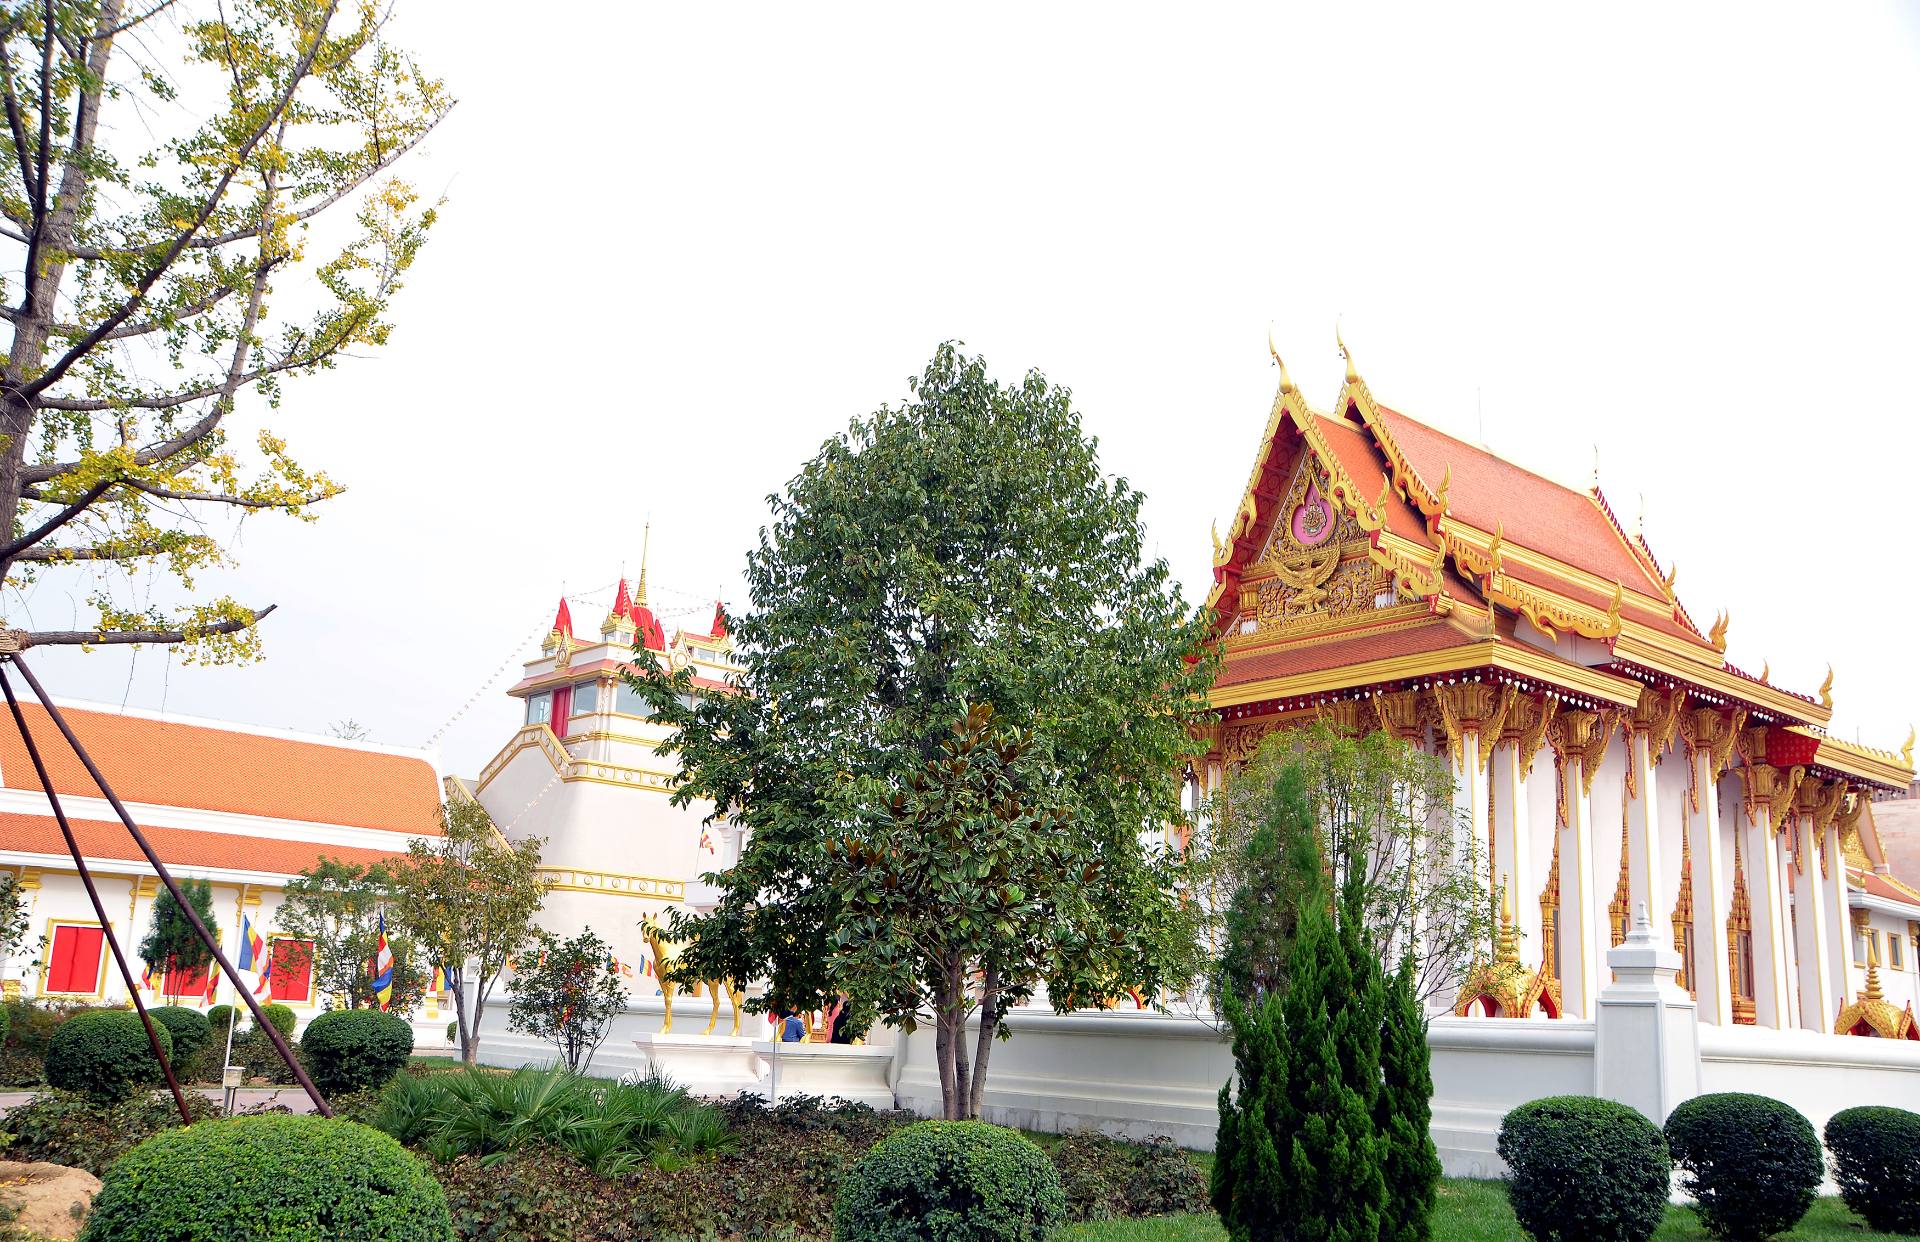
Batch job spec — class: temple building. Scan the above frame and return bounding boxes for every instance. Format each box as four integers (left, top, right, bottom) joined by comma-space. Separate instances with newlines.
0, 701, 445, 1035
460, 552, 742, 982
1201, 340, 1920, 1039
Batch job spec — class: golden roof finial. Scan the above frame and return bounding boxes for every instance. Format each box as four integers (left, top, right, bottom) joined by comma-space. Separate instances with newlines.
1605, 581, 1624, 633
637, 521, 652, 607
1760, 658, 1770, 683
1819, 665, 1834, 710
1901, 725, 1914, 769
1337, 324, 1359, 384
1708, 611, 1729, 652
1660, 561, 1678, 597
1864, 939, 1883, 1002
1433, 462, 1452, 512
1269, 326, 1295, 395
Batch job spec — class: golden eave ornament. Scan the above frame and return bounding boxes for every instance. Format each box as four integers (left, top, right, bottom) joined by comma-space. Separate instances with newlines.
1819, 665, 1835, 710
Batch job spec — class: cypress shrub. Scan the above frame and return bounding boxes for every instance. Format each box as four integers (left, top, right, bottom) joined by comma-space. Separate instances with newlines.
148, 1005, 212, 1062
1498, 1096, 1669, 1242
302, 1008, 413, 1095
44, 1009, 174, 1103
79, 1113, 450, 1241
1378, 952, 1440, 1242
1825, 1105, 1920, 1234
833, 1120, 1065, 1241
261, 1001, 298, 1036
1664, 1093, 1820, 1240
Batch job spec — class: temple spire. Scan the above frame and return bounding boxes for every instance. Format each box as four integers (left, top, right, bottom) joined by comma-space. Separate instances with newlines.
1268, 326, 1295, 395
637, 521, 652, 607
1337, 324, 1359, 384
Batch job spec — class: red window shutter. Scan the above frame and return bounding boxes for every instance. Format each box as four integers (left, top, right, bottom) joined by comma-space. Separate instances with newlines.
163, 961, 209, 1000
48, 925, 103, 994
271, 939, 313, 1002
46, 926, 77, 992
551, 685, 572, 739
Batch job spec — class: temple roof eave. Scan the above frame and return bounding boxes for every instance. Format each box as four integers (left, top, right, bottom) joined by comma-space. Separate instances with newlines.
1212, 633, 1644, 713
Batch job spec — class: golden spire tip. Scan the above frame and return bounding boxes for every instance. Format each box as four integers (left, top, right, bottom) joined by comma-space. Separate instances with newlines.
1337, 324, 1359, 384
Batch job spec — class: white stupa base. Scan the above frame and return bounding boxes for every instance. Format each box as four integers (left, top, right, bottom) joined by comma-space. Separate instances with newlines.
759, 1040, 897, 1109
632, 1032, 766, 1097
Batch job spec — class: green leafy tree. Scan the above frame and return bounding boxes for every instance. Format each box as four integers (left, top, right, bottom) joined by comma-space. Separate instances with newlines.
631, 343, 1215, 1121
506, 928, 627, 1075
275, 857, 427, 1012
137, 877, 217, 1002
0, 1, 447, 660
388, 796, 547, 1063
1193, 724, 1488, 1006
0, 870, 33, 980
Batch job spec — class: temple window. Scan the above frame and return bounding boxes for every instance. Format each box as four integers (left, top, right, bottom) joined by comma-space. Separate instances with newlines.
525, 692, 552, 727
1889, 933, 1905, 972
572, 680, 600, 715
614, 681, 652, 718
1854, 923, 1869, 966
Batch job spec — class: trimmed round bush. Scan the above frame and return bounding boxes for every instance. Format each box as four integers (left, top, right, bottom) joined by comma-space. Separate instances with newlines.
1826, 1105, 1920, 1234
78, 1113, 451, 1242
302, 1008, 414, 1095
44, 1009, 173, 1103
1664, 1093, 1819, 1241
148, 1005, 212, 1062
835, 1120, 1066, 1241
262, 1001, 298, 1036
1498, 1096, 1669, 1242
205, 1003, 236, 1034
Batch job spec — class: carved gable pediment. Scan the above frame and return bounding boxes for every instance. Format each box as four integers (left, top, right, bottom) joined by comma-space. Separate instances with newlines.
1239, 449, 1391, 634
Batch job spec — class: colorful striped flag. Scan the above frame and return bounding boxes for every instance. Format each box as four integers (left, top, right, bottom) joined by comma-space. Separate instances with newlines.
203, 964, 220, 1005
237, 915, 265, 972
140, 960, 157, 992
254, 949, 274, 998
430, 964, 446, 994
371, 912, 395, 1012
698, 829, 716, 855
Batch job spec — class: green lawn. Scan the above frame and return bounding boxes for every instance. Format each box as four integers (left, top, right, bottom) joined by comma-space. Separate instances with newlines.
1053, 1180, 1909, 1241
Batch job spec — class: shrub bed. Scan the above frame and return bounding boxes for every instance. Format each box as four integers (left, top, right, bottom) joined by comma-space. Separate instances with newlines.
44, 1009, 172, 1103
80, 1113, 451, 1242
835, 1120, 1066, 1242
0, 1088, 221, 1174
261, 1001, 297, 1036
148, 1005, 212, 1063
1050, 1131, 1209, 1222
1664, 1092, 1820, 1241
1497, 1096, 1669, 1242
1825, 1105, 1920, 1234
302, 1008, 413, 1095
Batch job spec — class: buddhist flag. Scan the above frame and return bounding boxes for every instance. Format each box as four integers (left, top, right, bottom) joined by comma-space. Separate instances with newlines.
254, 950, 274, 998
430, 964, 446, 994
698, 829, 716, 855
140, 960, 157, 992
237, 915, 265, 972
371, 912, 395, 1012
204, 964, 220, 1005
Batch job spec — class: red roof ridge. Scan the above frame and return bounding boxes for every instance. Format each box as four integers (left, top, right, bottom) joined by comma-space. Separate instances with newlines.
1372, 403, 1594, 501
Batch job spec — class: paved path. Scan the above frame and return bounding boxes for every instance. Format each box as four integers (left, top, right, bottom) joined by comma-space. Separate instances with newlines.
0, 1085, 321, 1113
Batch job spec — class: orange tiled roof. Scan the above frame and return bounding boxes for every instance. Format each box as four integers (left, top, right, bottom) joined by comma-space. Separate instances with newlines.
0, 810, 408, 875
1855, 866, 1920, 913
1217, 622, 1480, 691
0, 704, 440, 836
1372, 406, 1665, 597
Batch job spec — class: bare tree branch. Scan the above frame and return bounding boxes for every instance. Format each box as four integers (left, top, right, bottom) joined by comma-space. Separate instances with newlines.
14, 537, 171, 562
123, 478, 338, 508
21, 603, 274, 647
0, 476, 114, 561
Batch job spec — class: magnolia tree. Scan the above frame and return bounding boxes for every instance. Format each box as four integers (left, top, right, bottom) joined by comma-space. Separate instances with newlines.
1190, 724, 1490, 1009
0, 0, 445, 657
633, 344, 1215, 1121
388, 798, 546, 1063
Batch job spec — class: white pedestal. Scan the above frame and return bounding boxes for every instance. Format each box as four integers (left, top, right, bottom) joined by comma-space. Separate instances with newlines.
633, 1032, 766, 1098
1595, 903, 1700, 1126
758, 1041, 898, 1109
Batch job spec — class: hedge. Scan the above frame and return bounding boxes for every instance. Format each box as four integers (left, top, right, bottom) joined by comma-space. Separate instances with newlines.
302, 1008, 414, 1095
835, 1120, 1066, 1241
1825, 1105, 1920, 1234
1497, 1096, 1669, 1242
1663, 1093, 1819, 1241
261, 1002, 298, 1037
44, 1009, 173, 1104
79, 1113, 451, 1242
148, 1005, 213, 1063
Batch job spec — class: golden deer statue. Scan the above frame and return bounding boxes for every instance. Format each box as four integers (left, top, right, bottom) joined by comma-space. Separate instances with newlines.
640, 911, 746, 1037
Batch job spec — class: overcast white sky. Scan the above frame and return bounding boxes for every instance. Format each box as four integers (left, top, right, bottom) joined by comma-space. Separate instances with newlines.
26, 2, 1920, 779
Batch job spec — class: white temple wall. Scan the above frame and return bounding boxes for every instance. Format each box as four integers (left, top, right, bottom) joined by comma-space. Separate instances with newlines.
1652, 747, 1688, 950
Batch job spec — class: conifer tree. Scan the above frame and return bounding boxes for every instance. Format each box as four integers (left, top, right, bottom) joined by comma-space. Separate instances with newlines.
137, 879, 218, 1003
1379, 949, 1441, 1242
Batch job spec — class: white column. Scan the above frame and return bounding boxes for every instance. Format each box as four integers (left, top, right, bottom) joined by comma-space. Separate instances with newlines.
1625, 728, 1665, 947
1791, 810, 1833, 1032
1743, 762, 1792, 1029
1689, 733, 1732, 1025
1823, 810, 1855, 1022
1455, 729, 1487, 916
1558, 713, 1602, 1018
1493, 739, 1541, 959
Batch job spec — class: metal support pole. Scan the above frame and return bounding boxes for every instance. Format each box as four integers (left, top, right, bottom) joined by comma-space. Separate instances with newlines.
7, 654, 333, 1116
0, 667, 194, 1123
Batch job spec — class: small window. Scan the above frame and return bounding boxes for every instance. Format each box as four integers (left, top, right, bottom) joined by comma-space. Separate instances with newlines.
1854, 926, 1869, 966
573, 680, 599, 715
44, 923, 104, 995
1890, 934, 1906, 971
270, 938, 314, 1003
525, 692, 552, 726
614, 682, 651, 718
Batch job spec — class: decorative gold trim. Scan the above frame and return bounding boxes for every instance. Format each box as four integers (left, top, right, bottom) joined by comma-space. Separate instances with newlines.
1209, 636, 1644, 711
537, 867, 686, 901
